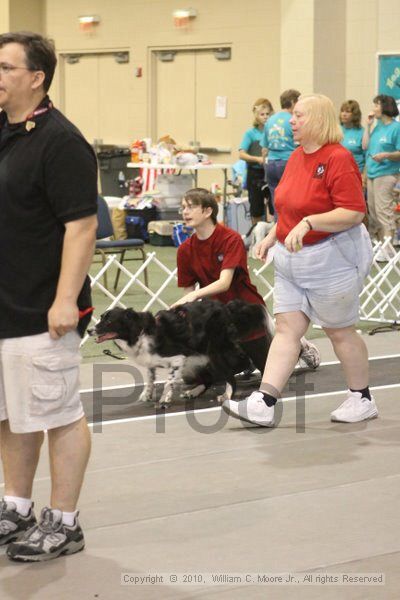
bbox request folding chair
[95,196,148,290]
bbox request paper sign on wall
[215,96,227,118]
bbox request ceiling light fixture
[172,8,197,28]
[78,15,101,32]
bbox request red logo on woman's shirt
[313,163,326,178]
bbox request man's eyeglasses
[178,204,199,214]
[0,63,35,75]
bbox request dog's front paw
[138,388,153,403]
[158,391,174,407]
[217,382,234,404]
[181,384,206,399]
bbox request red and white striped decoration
[140,167,177,192]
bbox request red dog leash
[78,307,94,319]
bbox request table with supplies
[127,161,232,212]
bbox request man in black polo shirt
[0,32,98,562]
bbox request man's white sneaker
[330,391,378,423]
[222,391,275,427]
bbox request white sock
[61,510,78,527]
[4,495,32,516]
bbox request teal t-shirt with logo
[261,111,295,161]
[366,119,400,178]
[239,127,264,169]
[341,126,365,172]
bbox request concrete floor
[0,330,399,599]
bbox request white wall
[346,0,400,121]
[0,0,397,145]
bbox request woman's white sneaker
[222,391,275,427]
[331,391,378,423]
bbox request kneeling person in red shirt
[175,188,319,376]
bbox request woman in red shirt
[223,94,376,427]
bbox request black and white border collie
[89,299,272,406]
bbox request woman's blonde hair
[252,98,274,127]
[296,94,343,145]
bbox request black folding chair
[95,196,148,290]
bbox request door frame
[58,48,130,114]
[148,44,232,143]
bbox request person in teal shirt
[239,98,274,224]
[339,99,366,177]
[260,89,300,218]
[362,94,400,245]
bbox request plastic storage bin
[225,198,252,236]
[156,207,181,221]
[148,220,184,246]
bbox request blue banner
[378,55,400,100]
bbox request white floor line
[1,378,398,491]
[87,382,400,428]
[315,353,400,368]
[80,353,400,394]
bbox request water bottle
[118,171,126,190]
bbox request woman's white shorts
[273,224,373,328]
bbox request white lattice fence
[359,239,400,323]
[253,240,400,326]
[81,252,178,345]
[82,240,400,347]
[252,263,274,305]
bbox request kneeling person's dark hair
[183,188,219,224]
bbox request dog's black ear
[140,312,156,333]
[116,309,130,326]
[99,309,112,322]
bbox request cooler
[148,220,184,246]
